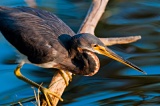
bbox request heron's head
[71,33,146,74]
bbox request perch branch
[78,0,109,34]
[25,0,37,8]
[77,0,141,45]
[42,0,109,106]
[41,0,141,105]
[100,35,141,46]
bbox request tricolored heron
[0,6,146,105]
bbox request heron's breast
[83,51,100,76]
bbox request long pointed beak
[93,45,147,74]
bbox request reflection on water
[0,0,160,105]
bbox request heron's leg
[14,63,63,106]
[58,70,72,86]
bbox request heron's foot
[58,70,72,86]
[14,64,63,106]
[41,87,63,106]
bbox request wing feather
[0,7,74,64]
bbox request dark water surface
[0,0,160,106]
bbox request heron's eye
[93,44,98,47]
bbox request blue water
[0,0,160,106]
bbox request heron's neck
[69,49,100,76]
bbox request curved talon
[66,71,72,81]
[58,70,72,86]
[42,87,63,101]
[41,87,63,106]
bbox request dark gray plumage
[0,6,146,105]
[0,7,74,63]
[0,7,101,75]
[0,6,146,76]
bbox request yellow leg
[58,70,72,86]
[66,71,72,81]
[14,64,63,106]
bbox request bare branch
[24,0,37,8]
[41,0,142,105]
[99,35,141,46]
[77,0,141,46]
[78,0,109,34]
[42,0,109,105]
